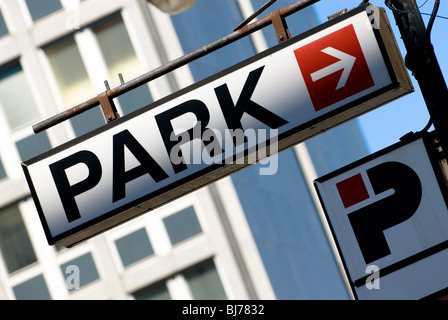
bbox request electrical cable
[234,0,277,31]
[419,0,430,9]
[385,0,448,20]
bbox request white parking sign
[315,133,448,299]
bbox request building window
[60,252,100,291]
[131,259,226,300]
[163,206,202,246]
[0,61,52,162]
[0,204,37,274]
[44,35,103,137]
[115,84,153,116]
[25,0,63,22]
[12,274,51,300]
[92,14,153,115]
[0,159,6,180]
[115,228,154,268]
[184,259,227,300]
[0,61,40,131]
[0,9,9,37]
[132,280,171,300]
[16,131,52,162]
[93,15,141,85]
[44,35,95,107]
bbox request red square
[336,173,370,208]
[294,24,375,111]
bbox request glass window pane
[163,206,202,245]
[184,259,227,300]
[117,84,153,115]
[60,252,99,291]
[45,36,95,107]
[13,274,51,300]
[45,36,104,136]
[0,204,37,273]
[115,228,154,267]
[132,281,171,300]
[0,9,9,37]
[0,62,40,130]
[69,107,105,137]
[16,131,52,161]
[93,15,153,114]
[54,245,65,252]
[0,159,6,180]
[25,0,63,22]
[93,15,142,81]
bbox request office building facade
[0,0,368,299]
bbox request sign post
[23,5,412,247]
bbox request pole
[386,0,448,153]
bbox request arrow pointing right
[310,47,357,90]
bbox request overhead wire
[419,0,430,8]
[385,0,447,20]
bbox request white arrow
[310,47,356,90]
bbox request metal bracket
[99,80,120,123]
[271,10,291,43]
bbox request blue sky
[311,0,448,154]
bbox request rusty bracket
[271,10,291,43]
[99,80,120,123]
